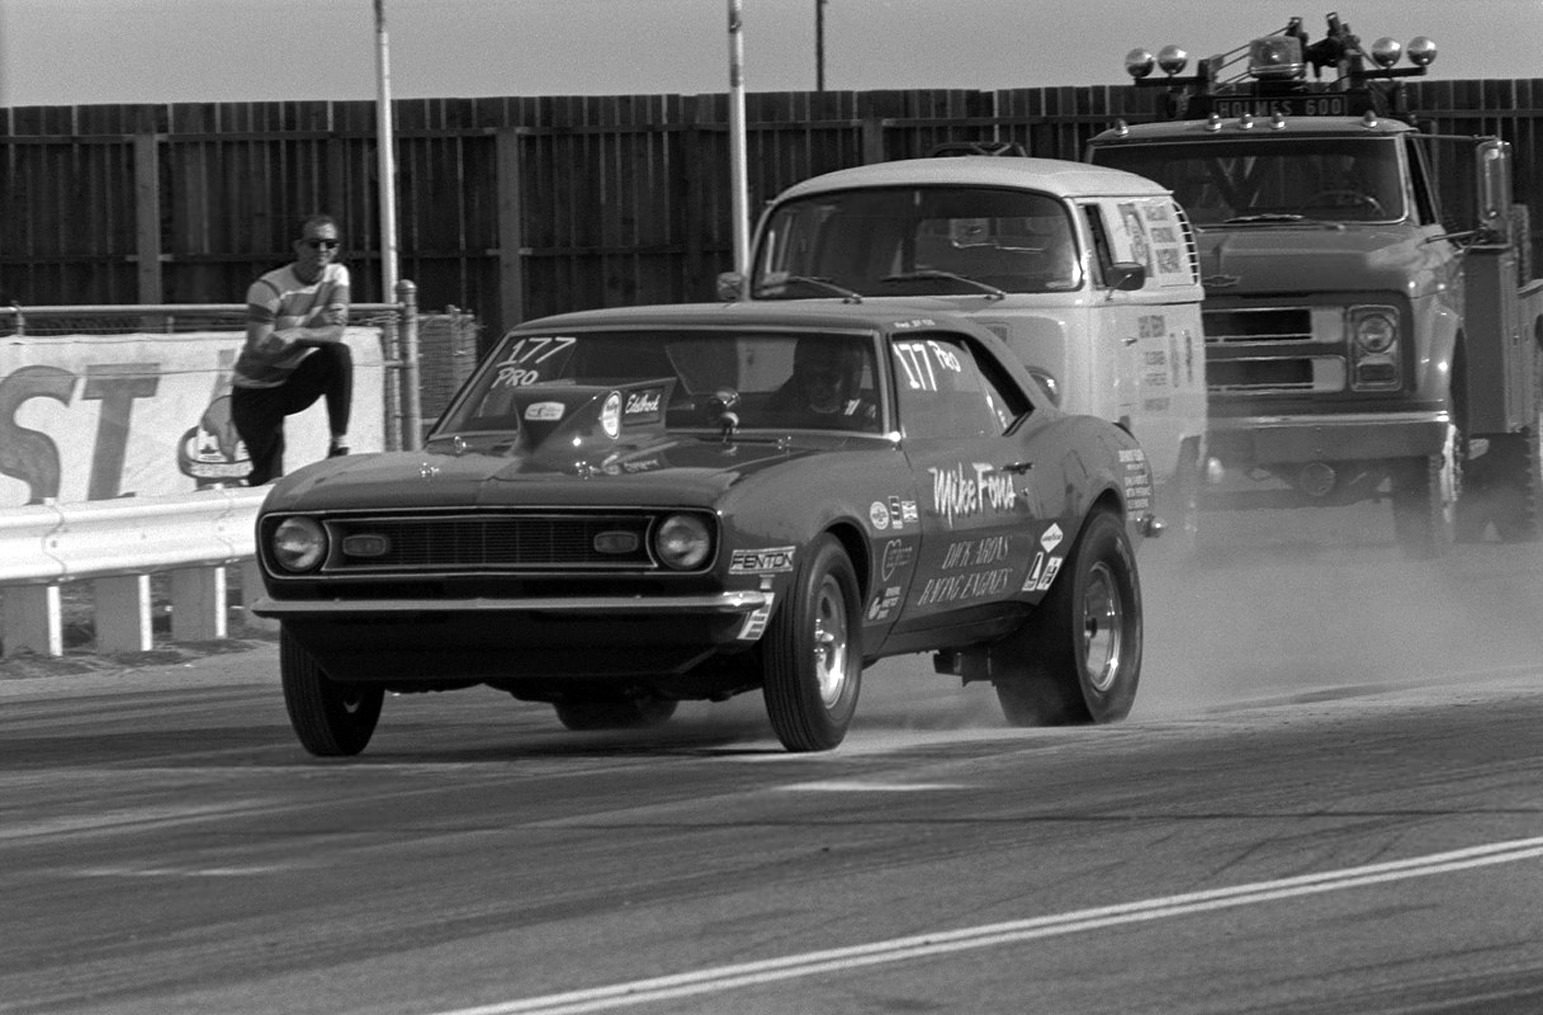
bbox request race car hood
[1196,224,1436,297]
[260,380,834,512]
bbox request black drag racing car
[252,301,1162,755]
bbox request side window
[1082,204,1114,288]
[892,333,1024,440]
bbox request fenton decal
[729,546,797,574]
[930,461,1017,526]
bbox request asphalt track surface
[4,503,1543,1015]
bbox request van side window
[891,333,1027,440]
[1082,204,1114,288]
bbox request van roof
[775,156,1174,202]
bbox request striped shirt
[232,262,351,389]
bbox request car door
[886,328,1048,639]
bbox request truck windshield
[750,186,1081,298]
[1093,137,1405,226]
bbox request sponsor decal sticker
[623,388,663,419]
[600,391,622,438]
[866,585,903,621]
[729,546,797,574]
[880,538,915,581]
[738,593,775,640]
[524,401,565,421]
[1037,555,1063,591]
[1021,550,1046,591]
[870,500,891,530]
[930,461,1017,526]
[1040,523,1063,553]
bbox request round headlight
[272,516,327,573]
[1355,312,1397,355]
[654,513,711,571]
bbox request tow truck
[1087,12,1543,557]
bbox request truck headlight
[272,516,327,573]
[1352,308,1397,354]
[654,513,712,570]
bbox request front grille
[1204,307,1312,343]
[320,512,661,573]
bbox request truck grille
[1204,307,1312,343]
[318,512,663,573]
[1203,304,1347,395]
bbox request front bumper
[1208,411,1449,467]
[254,590,774,682]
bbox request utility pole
[373,0,400,301]
[816,0,828,91]
[727,0,750,286]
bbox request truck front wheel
[1390,428,1459,560]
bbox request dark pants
[231,343,353,486]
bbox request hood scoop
[501,378,676,458]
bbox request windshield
[751,186,1081,298]
[438,329,884,435]
[1093,137,1406,226]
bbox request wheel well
[1093,488,1124,522]
[826,521,870,601]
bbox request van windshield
[1093,137,1406,226]
[750,186,1081,298]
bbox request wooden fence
[4,79,1543,350]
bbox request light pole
[816,0,828,91]
[373,0,399,301]
[727,0,750,287]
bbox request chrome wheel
[1081,561,1125,694]
[812,576,852,708]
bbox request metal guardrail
[0,487,269,660]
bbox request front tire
[280,626,384,756]
[1391,431,1458,560]
[761,535,862,752]
[993,511,1142,726]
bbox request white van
[720,155,1209,544]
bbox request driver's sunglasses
[303,238,340,250]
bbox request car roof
[771,156,1174,201]
[511,299,998,338]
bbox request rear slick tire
[280,626,384,757]
[994,511,1142,726]
[761,535,862,752]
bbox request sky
[1,0,1540,108]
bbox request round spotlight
[1370,37,1402,69]
[1157,45,1189,76]
[1125,48,1156,79]
[1406,36,1438,67]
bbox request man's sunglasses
[302,238,340,250]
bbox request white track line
[427,835,1543,1015]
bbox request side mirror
[716,271,747,302]
[1476,139,1514,242]
[1107,261,1147,291]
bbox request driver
[764,336,878,430]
